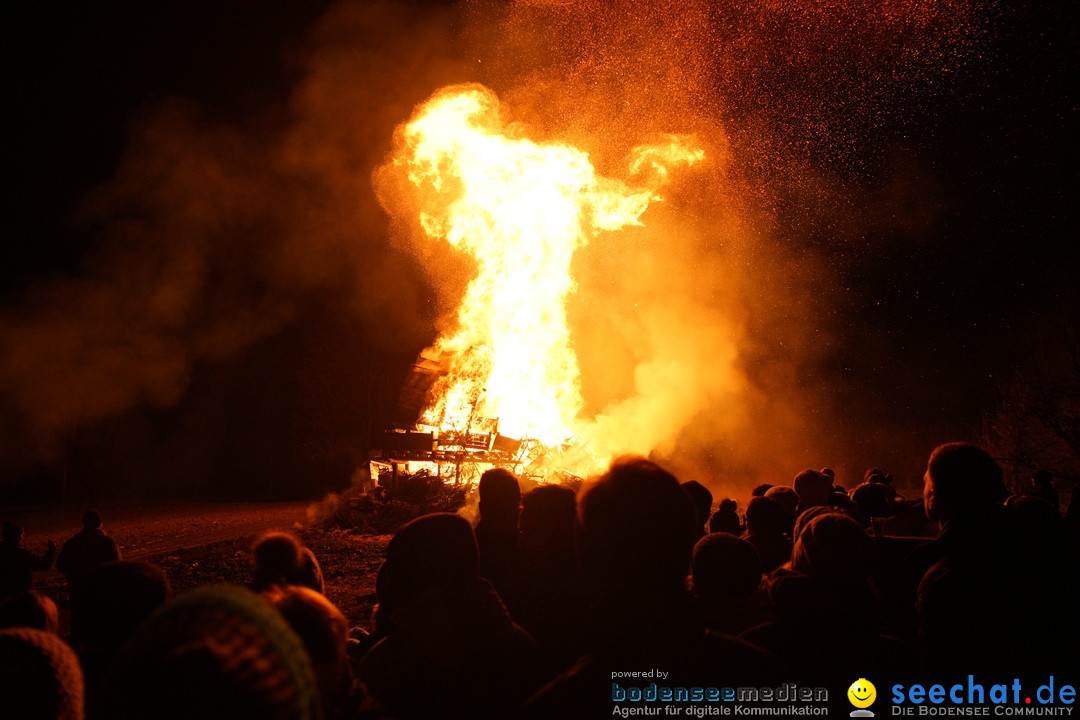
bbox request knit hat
[96,585,321,720]
[0,627,85,720]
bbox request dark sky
[3,1,334,289]
[2,1,1077,501]
[820,0,1080,464]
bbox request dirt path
[4,501,394,631]
[4,501,312,569]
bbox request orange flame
[387,83,702,469]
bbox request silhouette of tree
[981,324,1080,504]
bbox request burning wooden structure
[370,351,528,499]
[369,84,703,498]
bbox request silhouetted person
[742,496,793,572]
[751,483,772,497]
[522,457,773,719]
[0,589,60,634]
[828,483,860,518]
[73,560,172,694]
[507,483,588,674]
[360,513,539,719]
[295,547,325,594]
[690,532,770,635]
[912,442,1010,575]
[764,485,799,520]
[790,505,836,543]
[0,522,56,600]
[473,467,521,600]
[251,531,324,594]
[0,627,84,720]
[915,442,1078,681]
[741,513,913,710]
[850,481,895,527]
[792,469,832,514]
[56,511,120,604]
[708,498,743,535]
[681,480,713,538]
[93,585,321,720]
[867,468,900,498]
[790,513,877,596]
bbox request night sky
[2,0,1077,502]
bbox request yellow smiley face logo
[848,678,877,708]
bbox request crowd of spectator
[1,441,1077,719]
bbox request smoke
[529,0,979,494]
[374,0,983,493]
[0,2,467,479]
[1,0,986,499]
[1,105,284,461]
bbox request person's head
[2,521,24,544]
[96,586,320,720]
[294,548,324,595]
[263,585,349,715]
[751,484,773,498]
[477,468,521,523]
[519,484,577,557]
[75,561,172,651]
[81,511,102,531]
[791,506,837,543]
[691,533,762,601]
[793,470,833,510]
[577,456,696,598]
[764,486,799,517]
[708,499,742,535]
[850,482,893,523]
[0,628,84,720]
[923,442,1008,524]
[252,532,304,592]
[376,513,478,614]
[681,480,713,533]
[744,496,791,536]
[864,468,886,483]
[0,590,60,634]
[263,586,347,669]
[790,512,874,586]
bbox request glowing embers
[385,83,702,471]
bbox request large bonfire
[377,83,703,483]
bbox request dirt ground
[7,502,391,633]
[4,501,314,558]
